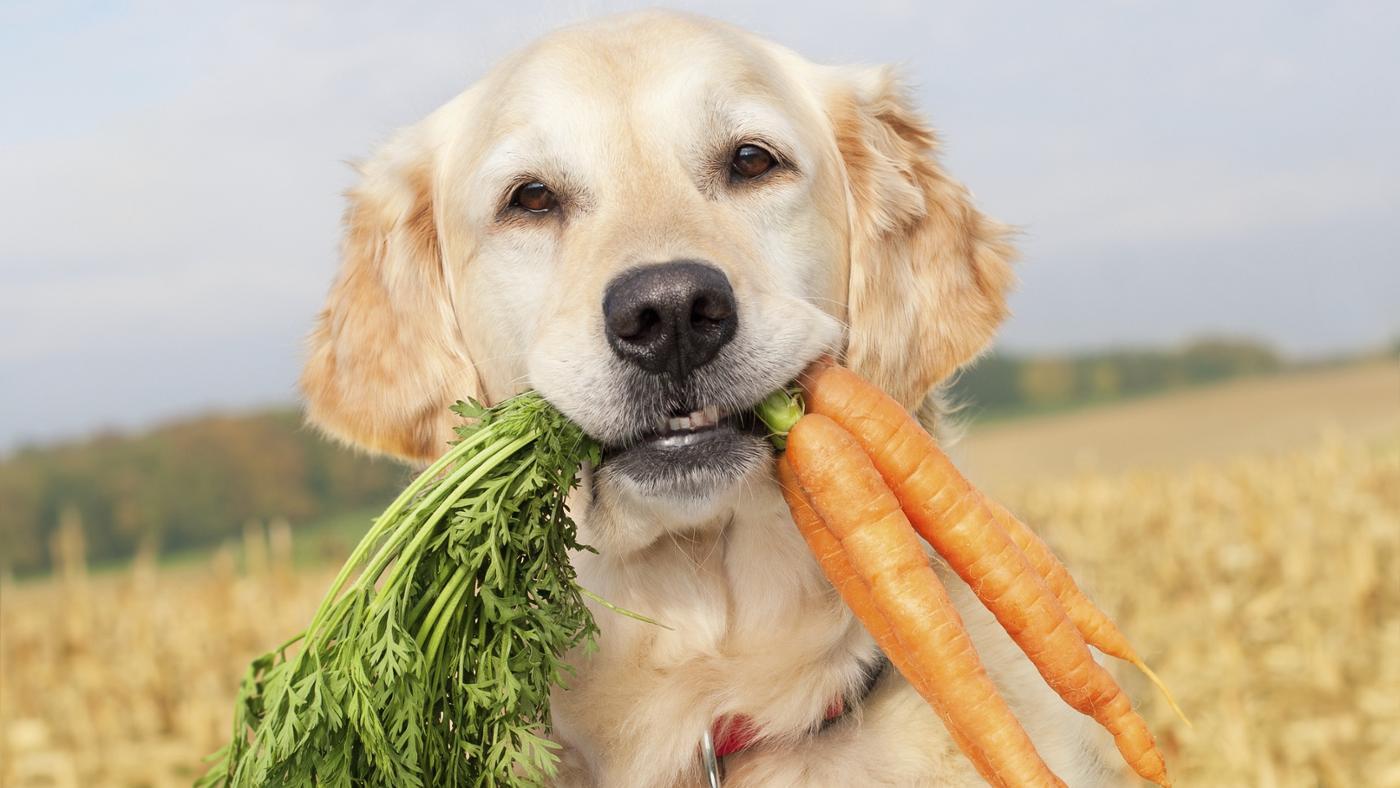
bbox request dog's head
[301,11,1013,526]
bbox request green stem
[373,431,539,602]
[414,564,468,648]
[305,430,527,645]
[307,431,491,630]
[579,588,672,630]
[353,448,489,586]
[755,387,805,449]
[275,632,306,656]
[423,568,473,664]
[406,571,451,627]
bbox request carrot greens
[199,392,600,787]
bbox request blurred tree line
[0,338,1297,575]
[0,410,408,574]
[947,337,1284,418]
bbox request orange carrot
[786,415,1064,787]
[802,364,1170,787]
[777,457,1005,787]
[984,496,1189,724]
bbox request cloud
[2,0,1397,447]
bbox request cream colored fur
[300,10,1122,786]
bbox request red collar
[706,654,888,762]
[710,695,846,759]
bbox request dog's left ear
[829,67,1016,409]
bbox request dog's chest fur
[546,472,1122,787]
[550,473,872,784]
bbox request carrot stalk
[786,415,1065,788]
[801,365,1171,787]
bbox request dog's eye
[511,181,556,213]
[731,144,776,179]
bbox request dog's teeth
[659,407,722,435]
[686,406,720,428]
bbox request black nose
[603,261,738,378]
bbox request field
[955,359,1400,493]
[3,361,1398,786]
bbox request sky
[2,0,1397,450]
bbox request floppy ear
[831,67,1016,410]
[300,128,480,464]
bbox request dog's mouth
[630,404,763,448]
[599,401,771,496]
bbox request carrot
[801,364,1170,787]
[984,496,1189,725]
[786,415,1064,788]
[777,457,1006,787]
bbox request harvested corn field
[3,372,1397,785]
[1,534,334,788]
[1004,431,1400,785]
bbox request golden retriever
[300,10,1122,786]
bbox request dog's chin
[600,409,773,502]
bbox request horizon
[4,335,1385,456]
[3,1,1398,451]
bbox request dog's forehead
[519,13,772,95]
[487,17,797,153]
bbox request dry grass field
[3,362,1397,787]
[955,360,1399,494]
[1,530,336,787]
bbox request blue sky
[2,1,1397,449]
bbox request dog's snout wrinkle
[602,261,737,379]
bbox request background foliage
[0,338,1384,575]
[0,411,406,574]
[948,337,1286,418]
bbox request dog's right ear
[300,127,480,464]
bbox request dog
[299,10,1122,786]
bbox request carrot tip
[1130,657,1192,729]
